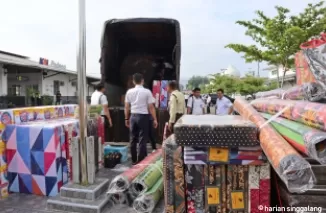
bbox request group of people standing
[91,72,234,165]
[186,87,233,116]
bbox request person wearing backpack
[187,88,205,115]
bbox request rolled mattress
[174,115,259,147]
[234,98,315,193]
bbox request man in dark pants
[149,108,157,152]
[124,73,158,165]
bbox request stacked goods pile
[250,33,326,211]
[162,135,185,213]
[163,115,271,213]
[300,32,326,88]
[250,98,326,210]
[234,99,315,193]
[0,104,104,198]
[258,32,326,103]
[107,150,164,212]
[260,113,326,164]
[255,82,326,102]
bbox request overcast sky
[0,0,321,81]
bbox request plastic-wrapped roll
[129,158,163,197]
[107,149,162,194]
[283,82,326,102]
[133,177,164,213]
[251,99,326,131]
[261,113,326,164]
[255,89,285,99]
[234,98,315,193]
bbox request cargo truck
[100,18,181,142]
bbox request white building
[222,65,241,78]
[264,65,296,89]
[0,50,100,98]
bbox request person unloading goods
[124,73,158,165]
[215,88,233,115]
[167,81,185,132]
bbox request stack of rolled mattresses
[249,98,326,210]
[255,82,326,102]
[163,115,271,213]
[234,98,315,193]
[107,150,164,212]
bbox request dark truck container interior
[100,18,181,106]
[100,18,181,142]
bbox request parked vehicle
[99,18,181,142]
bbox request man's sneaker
[152,149,156,153]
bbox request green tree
[186,76,209,90]
[225,2,326,88]
[206,74,239,95]
[237,75,277,97]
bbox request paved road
[0,148,165,213]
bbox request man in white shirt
[90,83,112,126]
[187,88,205,115]
[215,88,233,115]
[124,73,158,164]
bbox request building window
[53,80,60,95]
[11,85,21,96]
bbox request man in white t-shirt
[187,88,205,115]
[124,73,158,164]
[215,88,233,115]
[91,83,112,127]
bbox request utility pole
[77,0,88,184]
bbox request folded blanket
[184,147,267,165]
[185,164,271,213]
